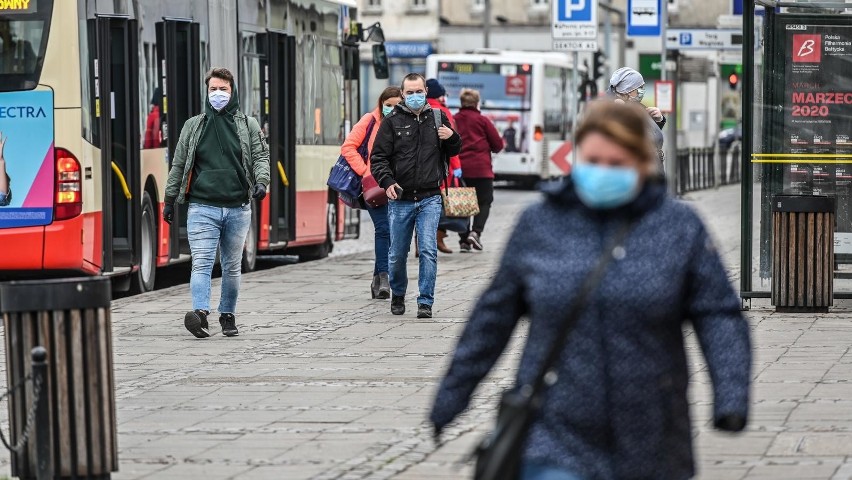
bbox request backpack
[433,108,450,175]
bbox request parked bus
[0,0,371,292]
[426,51,577,187]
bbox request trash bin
[0,277,118,479]
[771,195,835,313]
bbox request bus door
[156,19,202,259]
[95,16,141,274]
[340,44,361,241]
[258,31,296,246]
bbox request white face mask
[209,90,231,110]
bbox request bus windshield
[436,61,533,154]
[0,0,54,91]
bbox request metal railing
[676,143,742,195]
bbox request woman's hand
[646,107,664,122]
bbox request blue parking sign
[557,0,592,22]
[680,33,693,45]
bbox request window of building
[471,0,484,12]
[364,0,382,13]
[410,0,428,11]
[530,0,548,9]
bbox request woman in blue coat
[430,100,751,480]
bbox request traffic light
[728,72,739,90]
[592,50,606,81]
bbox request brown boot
[437,230,453,254]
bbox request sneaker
[467,231,483,251]
[417,304,432,319]
[391,295,405,315]
[219,313,239,337]
[184,310,210,338]
[459,241,472,253]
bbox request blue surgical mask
[382,105,394,117]
[572,163,640,209]
[404,93,426,111]
[208,90,231,111]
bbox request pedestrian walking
[430,100,751,480]
[426,78,463,254]
[163,67,270,338]
[609,67,667,171]
[340,86,403,299]
[370,73,462,319]
[454,88,504,252]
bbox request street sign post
[627,0,662,37]
[666,29,744,50]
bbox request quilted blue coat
[430,178,751,480]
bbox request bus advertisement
[0,0,373,293]
[427,51,577,187]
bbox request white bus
[426,51,577,187]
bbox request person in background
[502,120,518,153]
[371,73,462,319]
[0,132,10,207]
[453,88,503,252]
[609,67,666,171]
[340,86,403,300]
[431,100,751,480]
[163,68,270,339]
[425,78,462,254]
[143,88,163,149]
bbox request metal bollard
[31,347,52,480]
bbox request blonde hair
[460,89,480,108]
[575,100,657,174]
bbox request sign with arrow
[666,29,743,50]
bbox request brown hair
[400,73,427,90]
[575,100,656,173]
[377,86,403,111]
[460,89,480,108]
[205,67,235,88]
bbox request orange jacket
[341,109,382,177]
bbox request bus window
[0,0,54,92]
[321,42,343,145]
[543,66,568,137]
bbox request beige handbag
[441,178,480,218]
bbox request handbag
[473,220,637,480]
[328,117,377,208]
[442,177,480,218]
[362,174,388,209]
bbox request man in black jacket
[371,73,462,319]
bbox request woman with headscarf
[609,67,666,172]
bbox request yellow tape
[111,162,132,200]
[277,161,290,187]
[751,153,852,164]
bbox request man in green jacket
[163,68,270,338]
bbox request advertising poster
[0,90,54,228]
[783,22,852,249]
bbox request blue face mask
[382,105,394,117]
[404,93,426,111]
[208,90,231,111]
[572,163,640,209]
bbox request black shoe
[391,295,405,315]
[184,310,210,338]
[467,231,483,251]
[417,304,432,319]
[377,272,391,299]
[459,241,472,253]
[220,313,239,337]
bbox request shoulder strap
[362,117,377,147]
[528,220,637,396]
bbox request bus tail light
[55,148,82,220]
[534,125,544,142]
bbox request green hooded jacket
[164,88,270,206]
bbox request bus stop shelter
[741,0,852,305]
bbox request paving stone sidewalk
[1,185,852,479]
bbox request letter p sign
[558,0,592,21]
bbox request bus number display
[0,0,36,13]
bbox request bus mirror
[372,44,389,80]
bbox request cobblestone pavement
[2,184,852,479]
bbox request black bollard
[31,347,52,480]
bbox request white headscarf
[609,67,645,95]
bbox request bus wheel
[242,202,258,273]
[131,192,157,293]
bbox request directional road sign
[552,0,598,40]
[627,0,662,37]
[665,29,744,50]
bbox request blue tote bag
[328,118,376,208]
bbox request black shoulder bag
[473,220,636,480]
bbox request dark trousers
[461,177,493,236]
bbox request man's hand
[647,107,664,122]
[252,183,267,200]
[386,183,402,200]
[437,126,454,140]
[163,204,175,225]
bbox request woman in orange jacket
[340,86,403,299]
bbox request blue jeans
[388,195,442,306]
[187,202,252,314]
[367,203,390,275]
[0,191,8,207]
[521,463,584,480]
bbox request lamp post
[483,0,491,48]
